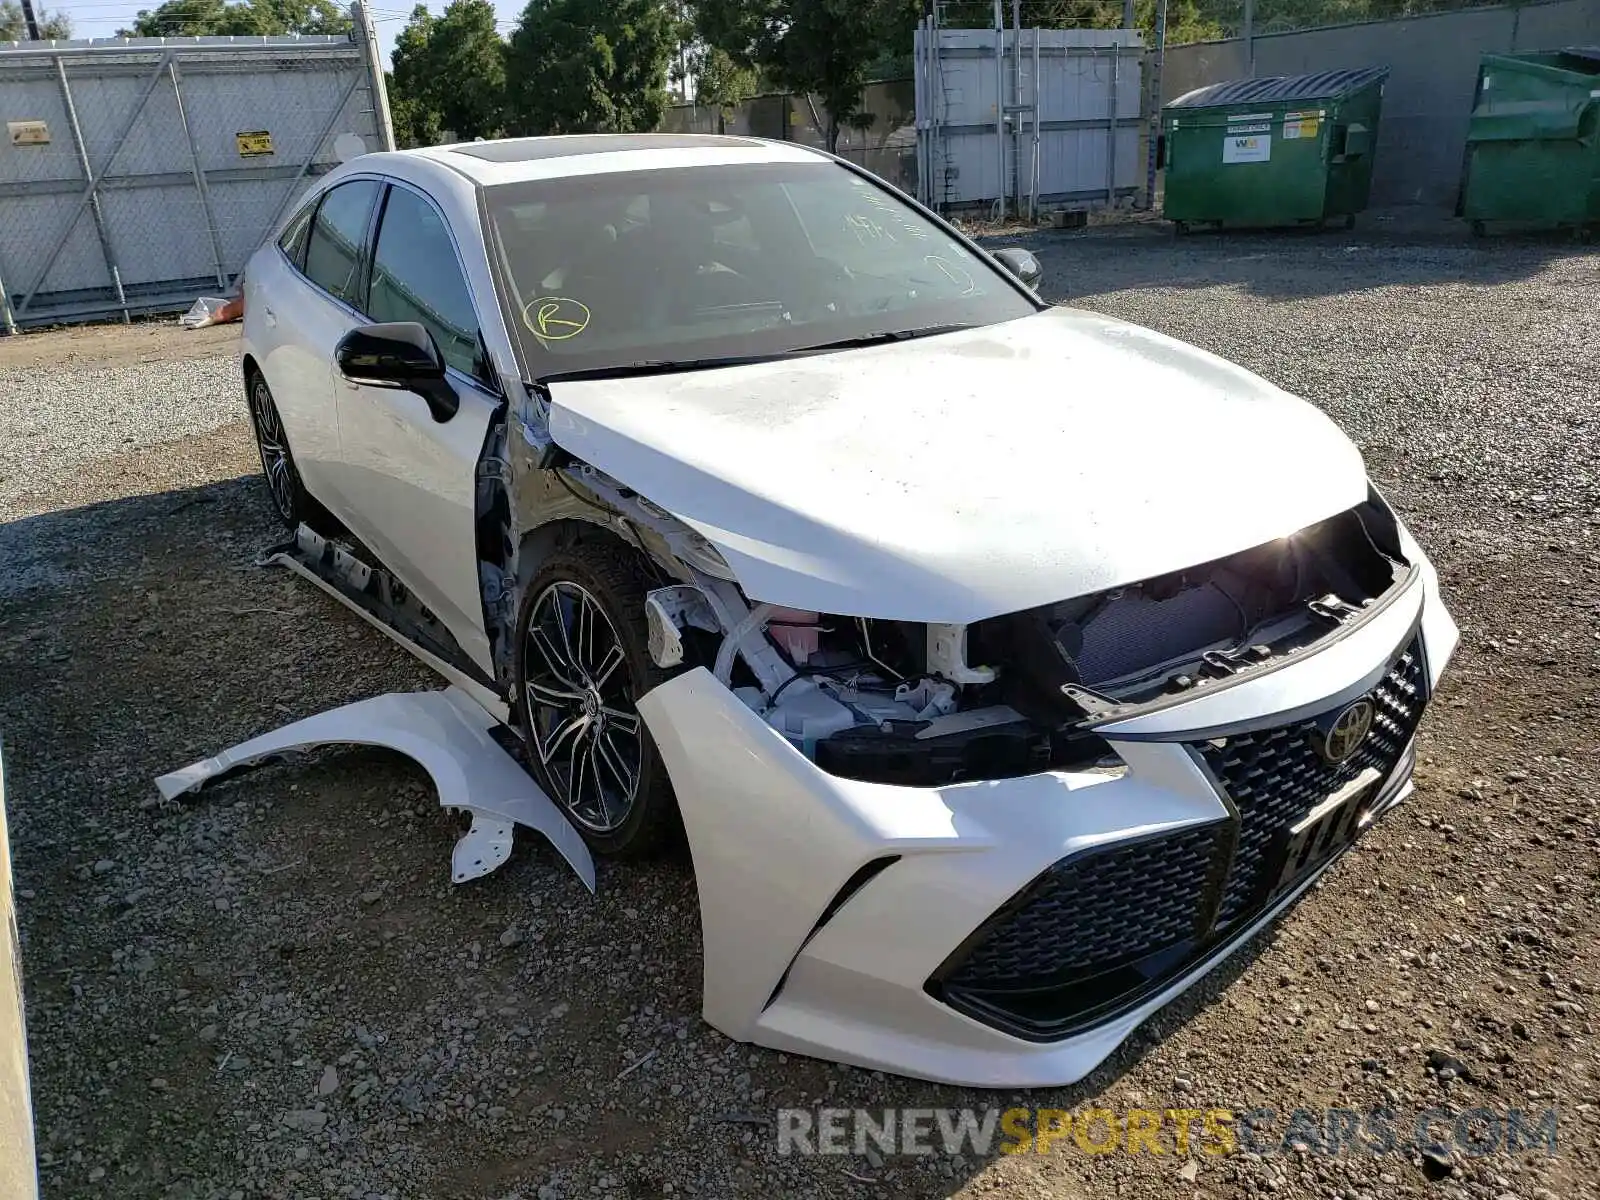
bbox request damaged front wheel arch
[510,540,685,859]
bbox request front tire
[512,545,680,858]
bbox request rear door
[259,178,383,514]
[332,180,502,674]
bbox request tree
[941,0,1221,43]
[389,0,506,145]
[506,0,675,135]
[117,0,349,37]
[691,0,919,152]
[691,44,756,109]
[1,1,71,38]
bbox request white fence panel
[0,11,392,330]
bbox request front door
[332,181,501,675]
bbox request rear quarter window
[277,202,315,271]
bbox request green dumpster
[1459,48,1600,233]
[1162,67,1389,231]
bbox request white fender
[154,688,595,891]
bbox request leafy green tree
[693,45,757,109]
[1140,0,1224,43]
[117,0,349,37]
[506,0,676,135]
[0,1,71,38]
[691,0,920,152]
[941,0,1220,43]
[389,0,506,145]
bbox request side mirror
[335,322,458,423]
[992,246,1042,291]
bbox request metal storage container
[1161,67,1389,232]
[1459,48,1600,234]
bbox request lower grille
[1199,637,1427,924]
[939,823,1223,1004]
[930,633,1429,1041]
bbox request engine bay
[715,496,1412,786]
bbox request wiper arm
[538,354,788,385]
[787,324,977,353]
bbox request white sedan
[239,133,1457,1087]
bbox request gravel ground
[1,222,1596,1200]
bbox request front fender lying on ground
[155,688,595,891]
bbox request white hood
[546,307,1369,624]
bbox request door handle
[262,305,277,328]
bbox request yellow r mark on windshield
[523,295,591,341]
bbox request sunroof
[449,134,766,163]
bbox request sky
[43,1,526,65]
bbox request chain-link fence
[0,6,392,331]
[660,82,921,195]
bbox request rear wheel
[246,371,318,528]
[512,545,680,858]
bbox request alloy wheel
[250,378,295,521]
[522,581,644,833]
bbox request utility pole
[18,0,42,39]
[1011,0,1021,217]
[993,0,1004,221]
[1143,0,1166,209]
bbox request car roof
[398,133,831,188]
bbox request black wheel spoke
[595,726,640,797]
[554,586,582,674]
[565,735,597,816]
[528,623,586,692]
[534,707,588,766]
[572,588,598,677]
[591,643,626,692]
[600,706,640,735]
[526,678,585,707]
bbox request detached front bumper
[637,547,1457,1089]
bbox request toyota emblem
[1317,699,1375,764]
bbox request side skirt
[262,524,508,723]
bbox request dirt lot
[1,223,1597,1200]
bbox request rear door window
[302,180,381,307]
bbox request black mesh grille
[930,634,1428,1041]
[946,823,1223,990]
[1200,637,1427,924]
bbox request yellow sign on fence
[7,120,50,147]
[236,130,274,157]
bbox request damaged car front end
[522,315,1457,1088]
[623,500,1452,1087]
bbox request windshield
[483,161,1038,377]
